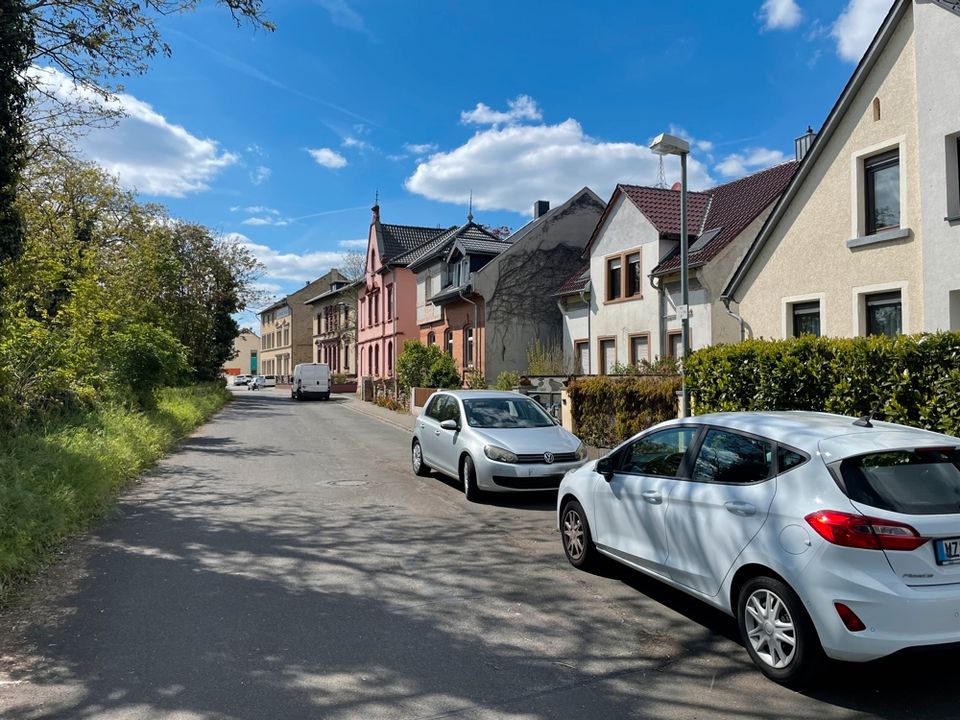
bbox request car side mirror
[596,457,614,481]
[440,419,459,431]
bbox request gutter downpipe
[459,282,480,375]
[579,280,592,374]
[721,295,746,342]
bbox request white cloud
[760,0,802,30]
[716,147,787,177]
[234,206,280,215]
[338,238,368,248]
[404,142,438,155]
[342,136,375,151]
[460,95,543,126]
[242,216,289,226]
[405,118,713,215]
[317,0,376,40]
[251,165,271,185]
[832,0,889,62]
[307,147,348,169]
[226,232,349,283]
[27,66,237,198]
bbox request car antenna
[853,402,880,428]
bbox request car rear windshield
[463,398,554,428]
[837,448,960,515]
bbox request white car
[557,411,960,684]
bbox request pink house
[357,204,448,378]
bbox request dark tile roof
[553,262,591,297]
[620,185,713,238]
[380,223,447,262]
[403,222,507,270]
[452,230,513,256]
[653,161,798,275]
[392,226,459,268]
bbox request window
[791,301,821,337]
[692,429,774,484]
[667,331,684,359]
[367,346,373,375]
[606,257,622,300]
[374,344,380,375]
[618,427,698,477]
[386,284,394,320]
[629,334,649,366]
[627,253,642,297]
[865,291,902,337]
[283,327,290,346]
[445,329,454,356]
[373,292,379,324]
[865,150,900,235]
[427,331,436,346]
[838,448,960,515]
[599,338,616,374]
[425,395,446,421]
[386,341,393,376]
[464,327,474,365]
[574,340,589,374]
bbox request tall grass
[0,383,230,604]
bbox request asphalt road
[0,388,956,719]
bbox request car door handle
[725,501,756,517]
[641,490,662,504]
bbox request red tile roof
[619,185,713,238]
[553,262,591,297]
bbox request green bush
[396,340,461,389]
[464,367,487,389]
[494,371,519,391]
[685,332,960,436]
[568,375,682,448]
[526,339,568,375]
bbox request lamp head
[649,133,690,156]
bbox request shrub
[568,374,682,448]
[684,333,960,436]
[526,339,568,375]
[494,371,519,391]
[464,367,487,389]
[396,340,460,390]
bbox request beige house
[723,0,960,338]
[304,279,360,375]
[258,269,349,378]
[221,329,260,376]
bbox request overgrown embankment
[0,383,230,604]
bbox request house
[357,204,448,379]
[221,329,260,376]
[558,165,795,374]
[258,268,349,378]
[403,218,512,378]
[304,278,361,375]
[722,0,960,338]
[473,189,605,380]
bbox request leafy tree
[0,0,33,269]
[107,322,189,405]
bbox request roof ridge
[709,159,798,191]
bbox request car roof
[668,411,958,455]
[438,390,535,400]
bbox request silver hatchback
[411,390,587,501]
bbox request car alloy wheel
[411,440,430,477]
[462,455,481,502]
[737,576,821,685]
[560,500,598,570]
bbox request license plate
[934,537,960,566]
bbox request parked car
[248,375,277,390]
[558,411,960,683]
[292,363,330,401]
[411,390,587,501]
[233,374,250,386]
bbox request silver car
[411,390,587,501]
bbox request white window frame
[851,281,908,337]
[781,293,826,339]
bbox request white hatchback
[557,411,960,684]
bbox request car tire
[560,499,599,571]
[461,455,481,502]
[737,576,823,685]
[411,440,431,477]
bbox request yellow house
[723,0,960,339]
[221,329,260,376]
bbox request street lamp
[649,132,691,417]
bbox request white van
[292,363,330,401]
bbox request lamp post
[649,132,691,417]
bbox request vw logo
[543,452,554,464]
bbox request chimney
[795,126,816,162]
[534,200,550,218]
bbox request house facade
[357,205,447,379]
[723,0,960,338]
[259,269,348,378]
[304,279,360,375]
[560,166,794,374]
[221,329,260,376]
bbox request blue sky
[50,0,892,329]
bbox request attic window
[873,97,881,122]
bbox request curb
[337,398,413,433]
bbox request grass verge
[0,382,230,605]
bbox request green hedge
[685,333,960,436]
[568,375,682,448]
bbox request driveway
[0,387,954,719]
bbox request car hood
[470,426,580,455]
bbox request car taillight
[804,510,928,551]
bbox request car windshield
[463,398,555,429]
[838,447,960,515]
